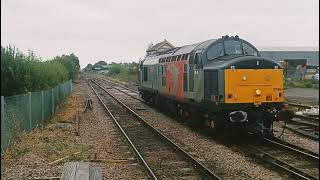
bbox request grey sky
[1,0,319,68]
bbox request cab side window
[143,67,148,81]
[194,53,202,69]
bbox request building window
[143,67,148,81]
[162,65,166,86]
[183,64,188,91]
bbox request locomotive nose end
[229,111,248,123]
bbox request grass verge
[1,93,92,177]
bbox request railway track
[96,78,143,102]
[98,77,320,140]
[284,101,319,140]
[286,115,319,141]
[98,77,139,93]
[238,136,319,180]
[286,102,314,110]
[98,78,320,140]
[96,76,319,179]
[88,79,221,179]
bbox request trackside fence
[1,80,73,153]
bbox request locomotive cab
[201,36,292,134]
[139,35,293,136]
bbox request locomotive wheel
[209,120,216,129]
[209,117,225,134]
[187,111,203,128]
[176,106,185,122]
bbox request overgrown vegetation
[106,62,139,83]
[83,61,139,83]
[1,93,92,172]
[285,79,319,89]
[1,45,80,96]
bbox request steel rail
[285,125,319,141]
[263,137,319,160]
[290,118,319,128]
[286,102,315,109]
[96,78,144,102]
[87,81,158,180]
[294,114,319,122]
[92,79,221,179]
[241,145,318,180]
[98,77,139,93]
[96,77,319,179]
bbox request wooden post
[70,80,73,92]
[74,113,79,136]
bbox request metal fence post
[28,92,32,131]
[51,88,54,115]
[1,96,5,152]
[70,80,72,93]
[41,91,44,126]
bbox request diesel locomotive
[138,35,293,135]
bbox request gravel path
[102,84,288,180]
[78,77,149,179]
[285,88,319,106]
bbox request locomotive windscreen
[206,39,258,60]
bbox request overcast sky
[1,0,319,68]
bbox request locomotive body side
[139,36,293,135]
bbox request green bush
[1,45,80,96]
[108,64,121,75]
[105,63,138,83]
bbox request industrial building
[259,47,319,66]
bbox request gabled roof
[146,39,175,52]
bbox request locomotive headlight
[256,89,262,95]
[242,76,247,81]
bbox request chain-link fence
[1,80,72,152]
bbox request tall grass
[1,45,80,96]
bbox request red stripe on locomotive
[165,60,186,100]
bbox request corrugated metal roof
[171,43,201,55]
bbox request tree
[1,45,74,96]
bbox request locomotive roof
[143,38,218,64]
[146,39,217,57]
[142,35,260,65]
